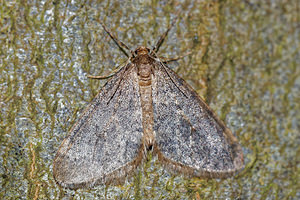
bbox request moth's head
[134,46,150,56]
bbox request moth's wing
[152,62,244,178]
[53,64,144,189]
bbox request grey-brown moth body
[53,19,244,190]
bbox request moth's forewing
[53,65,145,189]
[152,62,244,178]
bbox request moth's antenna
[100,21,132,58]
[152,14,179,54]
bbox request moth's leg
[151,51,189,98]
[87,74,115,79]
[87,59,129,80]
[152,15,178,54]
[87,59,134,105]
[106,63,135,105]
[99,21,133,57]
[162,51,192,64]
[87,58,132,103]
[160,62,189,98]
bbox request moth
[53,17,244,189]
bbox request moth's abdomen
[138,63,155,149]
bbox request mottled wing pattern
[152,62,244,178]
[53,64,144,189]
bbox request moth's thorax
[134,54,154,86]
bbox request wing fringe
[53,144,145,189]
[154,143,243,179]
